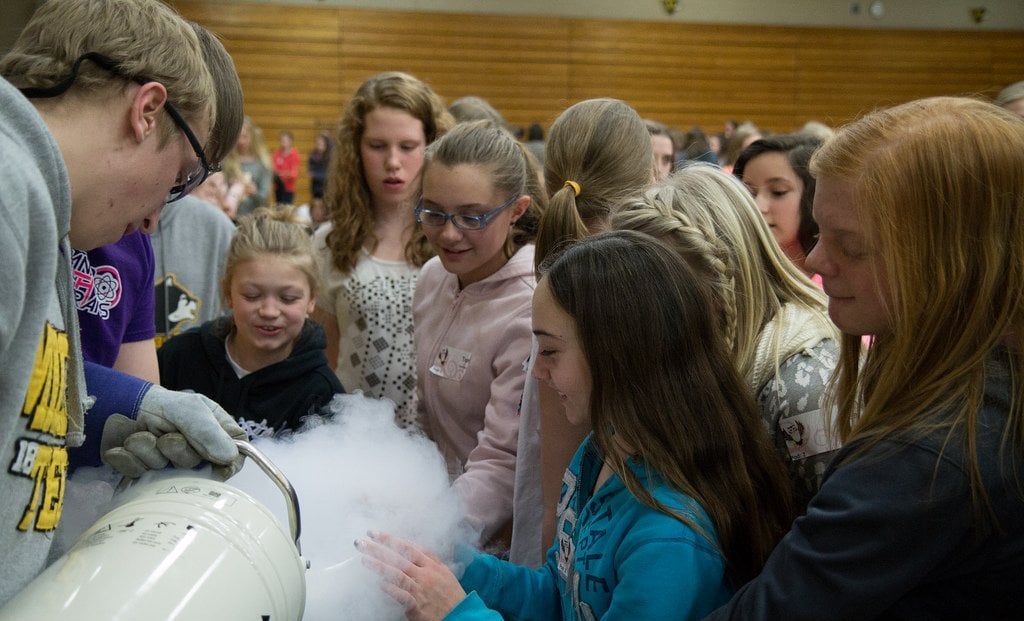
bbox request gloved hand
[101,386,248,480]
[101,414,167,478]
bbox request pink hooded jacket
[414,244,535,544]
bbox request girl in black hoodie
[159,207,344,438]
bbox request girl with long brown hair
[312,72,453,428]
[709,96,1024,619]
[356,231,794,620]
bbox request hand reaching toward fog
[356,531,467,621]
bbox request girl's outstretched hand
[356,531,467,621]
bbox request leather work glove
[101,414,166,478]
[101,386,248,480]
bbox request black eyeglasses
[415,195,518,231]
[161,99,215,203]
[19,52,218,203]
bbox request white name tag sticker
[429,346,473,382]
[779,409,837,460]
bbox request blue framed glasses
[415,195,518,231]
[19,52,218,204]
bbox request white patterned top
[315,226,420,428]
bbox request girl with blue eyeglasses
[413,120,546,550]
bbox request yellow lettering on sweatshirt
[14,322,70,531]
[21,322,69,437]
[15,442,67,532]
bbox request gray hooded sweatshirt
[0,76,88,605]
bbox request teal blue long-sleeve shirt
[449,436,732,620]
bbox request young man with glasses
[73,25,246,410]
[0,0,246,605]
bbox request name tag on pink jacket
[429,346,473,382]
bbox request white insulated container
[0,441,306,620]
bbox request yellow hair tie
[563,180,581,196]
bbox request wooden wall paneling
[334,8,573,129]
[566,19,809,131]
[175,1,344,203]
[171,1,1024,206]
[991,36,1024,92]
[793,29,1009,127]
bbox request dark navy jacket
[707,349,1024,620]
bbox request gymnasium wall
[170,0,1024,205]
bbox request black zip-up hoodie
[158,316,344,437]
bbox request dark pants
[273,175,294,205]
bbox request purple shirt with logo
[73,231,156,368]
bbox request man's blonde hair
[1,0,215,144]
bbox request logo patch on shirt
[155,274,200,348]
[428,346,472,382]
[72,250,122,319]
